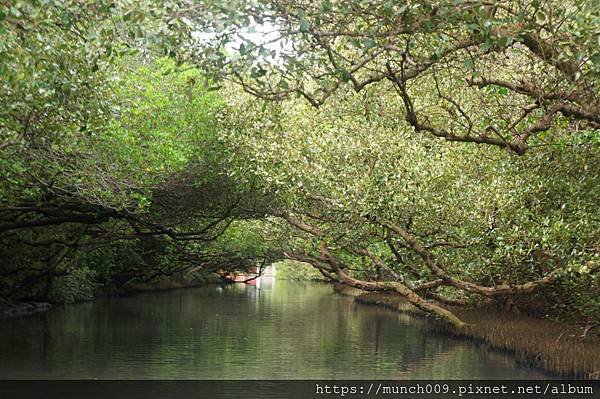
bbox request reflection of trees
[0,282,544,379]
[354,305,449,373]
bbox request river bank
[1,274,226,319]
[95,278,210,297]
[0,299,51,318]
[333,283,600,379]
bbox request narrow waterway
[0,281,550,379]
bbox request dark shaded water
[0,281,549,379]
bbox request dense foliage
[1,1,598,327]
[197,0,600,326]
[0,1,278,301]
[275,260,327,281]
[221,86,598,325]
[194,0,600,153]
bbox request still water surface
[0,281,549,379]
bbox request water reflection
[0,281,549,379]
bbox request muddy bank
[96,274,225,296]
[332,284,367,297]
[97,279,203,297]
[0,300,51,319]
[1,280,204,319]
[2,275,226,319]
[333,283,600,379]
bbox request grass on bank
[333,283,600,379]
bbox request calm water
[0,281,549,379]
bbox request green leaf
[481,40,492,52]
[496,36,511,48]
[364,38,376,49]
[10,6,22,18]
[536,11,547,24]
[259,47,270,57]
[299,20,310,33]
[340,69,351,82]
[383,0,394,17]
[321,0,332,12]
